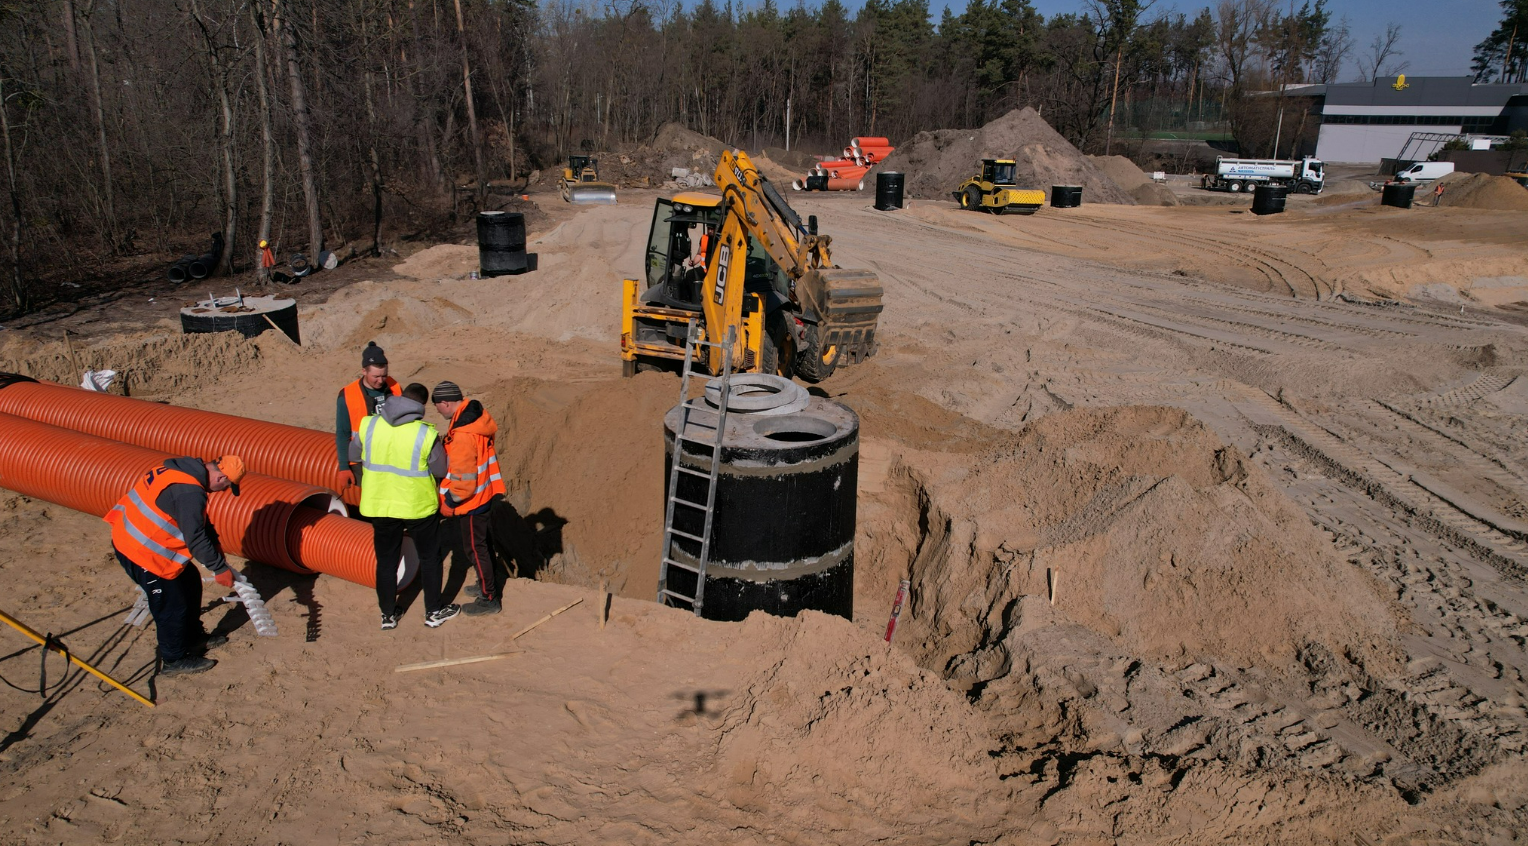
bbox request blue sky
[981,0,1504,78]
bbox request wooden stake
[511,597,584,641]
[598,580,608,630]
[1049,568,1058,606]
[395,651,520,673]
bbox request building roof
[1323,76,1528,109]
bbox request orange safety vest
[696,231,711,268]
[105,466,203,580]
[342,377,400,437]
[439,402,506,516]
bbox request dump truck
[620,150,884,382]
[954,159,1046,214]
[1204,156,1325,194]
[559,155,618,205]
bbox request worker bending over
[106,456,246,676]
[432,381,507,616]
[335,341,400,490]
[352,382,458,630]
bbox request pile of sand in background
[879,108,1136,204]
[574,123,731,188]
[1438,171,1528,210]
[1090,154,1151,191]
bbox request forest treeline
[0,0,1390,312]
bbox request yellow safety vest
[358,416,440,519]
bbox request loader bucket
[797,267,884,366]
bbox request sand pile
[484,373,675,597]
[0,330,265,396]
[1131,182,1180,206]
[1090,154,1151,190]
[1314,179,1378,206]
[879,108,1135,204]
[870,405,1396,676]
[711,611,1009,837]
[584,123,730,188]
[1438,172,1528,210]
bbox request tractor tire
[759,330,781,377]
[790,323,840,383]
[963,186,983,212]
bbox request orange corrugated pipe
[0,374,355,504]
[0,411,395,587]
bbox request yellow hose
[0,607,155,708]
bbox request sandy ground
[2,187,1528,844]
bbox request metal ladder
[656,321,736,616]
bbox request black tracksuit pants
[116,549,203,663]
[373,513,443,617]
[448,506,498,602]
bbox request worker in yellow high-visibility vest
[350,382,457,630]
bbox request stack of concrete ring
[663,374,859,622]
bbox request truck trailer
[1203,156,1325,194]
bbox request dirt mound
[0,330,266,397]
[712,611,1008,837]
[879,108,1135,204]
[392,243,478,281]
[761,146,817,170]
[861,405,1397,675]
[1130,182,1180,206]
[1091,154,1151,191]
[651,122,726,157]
[483,372,676,597]
[1314,179,1378,206]
[1439,172,1528,210]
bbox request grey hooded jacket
[155,456,230,575]
[348,395,448,479]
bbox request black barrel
[477,211,529,276]
[874,172,905,210]
[1051,185,1082,208]
[663,396,857,622]
[1252,184,1287,215]
[1381,182,1416,209]
[806,173,829,191]
[180,294,300,344]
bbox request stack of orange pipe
[0,376,352,501]
[791,136,895,192]
[0,376,394,589]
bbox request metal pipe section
[0,411,409,587]
[0,375,350,501]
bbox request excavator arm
[698,151,884,378]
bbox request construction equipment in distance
[620,150,884,383]
[559,155,618,205]
[955,159,1045,214]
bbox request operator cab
[567,155,598,181]
[983,159,1018,186]
[640,192,789,312]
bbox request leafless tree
[1359,23,1409,82]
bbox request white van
[1394,162,1455,182]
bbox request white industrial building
[1310,77,1528,164]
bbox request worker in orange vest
[432,381,508,615]
[106,455,246,676]
[335,341,400,490]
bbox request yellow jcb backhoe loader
[955,159,1045,214]
[559,155,618,205]
[620,150,883,382]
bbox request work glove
[214,569,235,589]
[337,469,356,488]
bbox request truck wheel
[963,186,983,212]
[1228,181,1244,193]
[1295,183,1313,194]
[791,324,839,383]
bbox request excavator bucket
[797,267,884,366]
